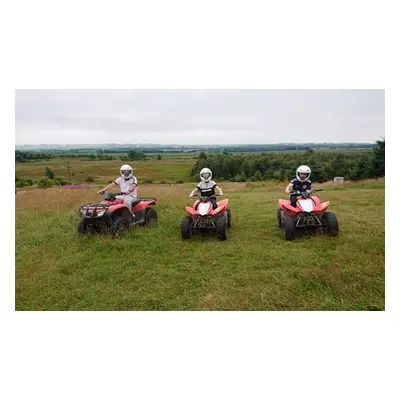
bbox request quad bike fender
[217,199,229,208]
[311,196,321,207]
[210,205,225,215]
[108,202,129,213]
[132,199,156,213]
[186,206,199,216]
[278,199,289,209]
[210,199,228,215]
[313,200,330,213]
[281,203,299,216]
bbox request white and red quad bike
[277,189,339,241]
[181,195,232,241]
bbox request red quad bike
[78,191,157,236]
[277,189,339,241]
[181,195,232,241]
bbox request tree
[331,153,346,176]
[127,151,146,161]
[157,154,162,160]
[350,153,373,180]
[44,167,55,179]
[372,138,385,177]
[253,171,263,181]
[199,152,207,160]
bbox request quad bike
[181,195,231,240]
[78,191,157,236]
[277,189,339,241]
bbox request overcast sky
[15,89,384,145]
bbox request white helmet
[296,165,311,182]
[200,168,212,182]
[120,164,133,179]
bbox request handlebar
[99,191,127,196]
[191,194,218,199]
[288,189,323,196]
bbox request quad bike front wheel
[111,216,130,236]
[78,220,87,234]
[181,216,193,239]
[277,208,283,228]
[216,216,228,241]
[322,212,339,236]
[226,208,232,228]
[145,208,158,225]
[282,216,296,241]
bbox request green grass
[15,180,385,311]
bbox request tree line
[191,139,385,182]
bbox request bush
[86,176,95,183]
[176,179,185,184]
[160,180,167,184]
[38,178,53,188]
[15,179,35,188]
[142,179,153,184]
[232,172,247,182]
[157,154,162,160]
[53,178,69,186]
[44,167,55,179]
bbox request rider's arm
[98,181,118,194]
[127,183,137,194]
[284,182,293,193]
[215,185,223,196]
[189,188,200,197]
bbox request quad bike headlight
[96,210,105,217]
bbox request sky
[15,89,385,145]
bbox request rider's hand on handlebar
[97,190,105,195]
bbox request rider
[285,165,312,207]
[189,168,223,209]
[97,164,138,212]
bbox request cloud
[15,89,385,144]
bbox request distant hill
[15,142,375,153]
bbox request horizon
[15,140,378,147]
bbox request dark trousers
[290,194,298,208]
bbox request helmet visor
[121,169,132,177]
[201,172,211,180]
[299,172,309,180]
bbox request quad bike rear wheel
[111,216,130,236]
[216,216,228,241]
[322,212,339,236]
[277,208,283,228]
[282,216,296,241]
[181,216,193,239]
[145,208,158,225]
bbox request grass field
[15,148,372,184]
[15,179,385,311]
[15,156,195,184]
